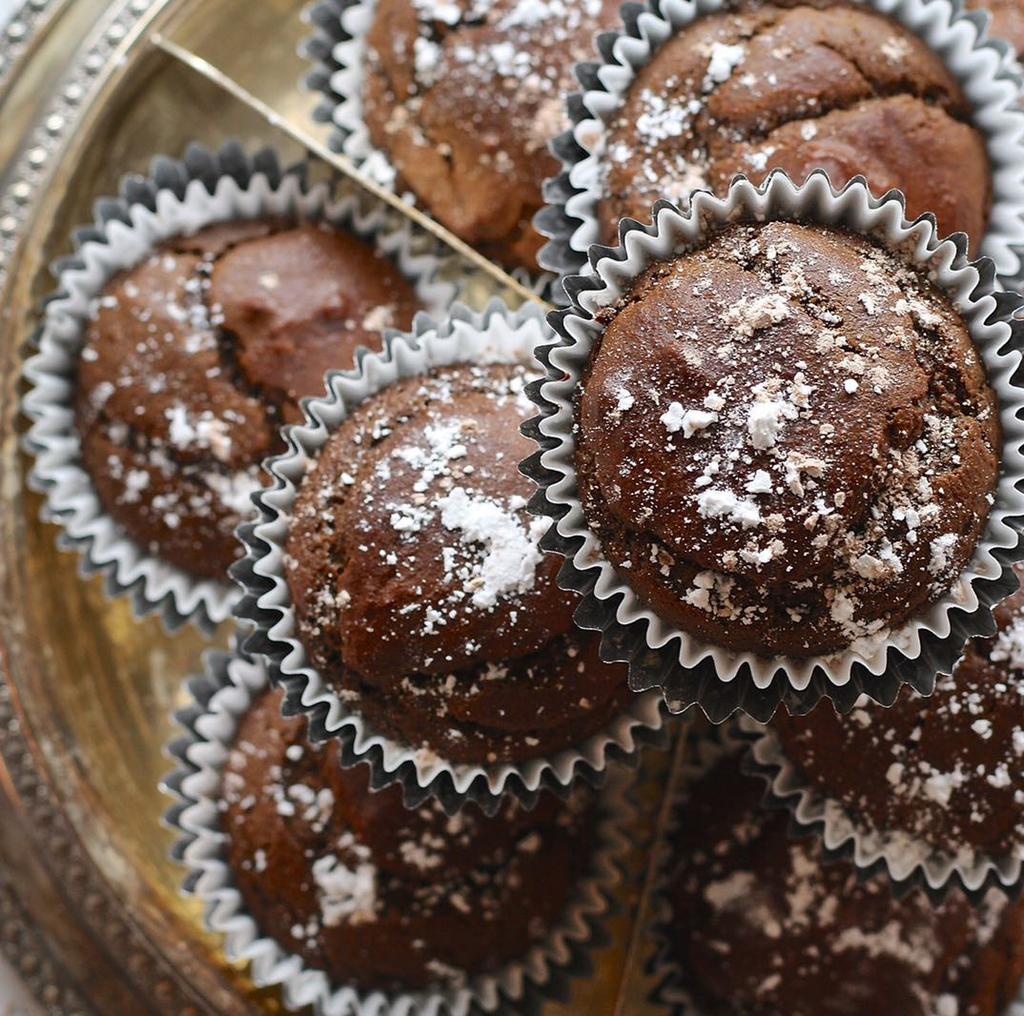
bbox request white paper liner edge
[22,154,458,630]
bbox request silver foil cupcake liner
[737,712,1024,902]
[22,141,457,633]
[232,299,666,813]
[162,648,636,1016]
[298,0,558,297]
[521,171,1024,722]
[537,0,1024,290]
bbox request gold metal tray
[0,1,683,1011]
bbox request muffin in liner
[232,299,665,812]
[737,707,1024,901]
[22,141,457,633]
[299,0,569,294]
[536,0,1024,289]
[521,171,1024,722]
[162,648,636,1016]
[646,726,1024,1013]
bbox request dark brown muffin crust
[341,631,632,765]
[288,360,577,680]
[575,221,1000,658]
[599,1,991,255]
[363,0,621,271]
[665,754,1024,1016]
[75,221,421,580]
[772,565,1024,863]
[288,363,573,679]
[287,362,630,761]
[968,0,1024,54]
[223,690,595,991]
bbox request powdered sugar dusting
[579,220,998,661]
[312,844,378,927]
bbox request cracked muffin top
[285,359,632,766]
[597,1,990,254]
[75,220,421,579]
[286,362,577,684]
[574,221,1000,659]
[362,0,621,271]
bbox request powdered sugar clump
[747,399,795,451]
[697,488,762,529]
[703,41,746,89]
[204,469,263,516]
[439,487,547,608]
[661,401,718,438]
[311,843,378,927]
[990,613,1024,670]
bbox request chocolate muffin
[968,0,1024,54]
[223,689,596,991]
[575,221,1000,658]
[771,564,1024,866]
[75,221,421,580]
[362,0,621,271]
[287,362,630,763]
[664,753,1024,1016]
[599,1,991,254]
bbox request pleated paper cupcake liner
[22,141,457,633]
[162,647,637,1016]
[302,0,360,136]
[233,299,666,813]
[537,0,1024,290]
[736,713,1024,902]
[298,0,557,297]
[521,171,1024,722]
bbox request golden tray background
[0,1,685,1010]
